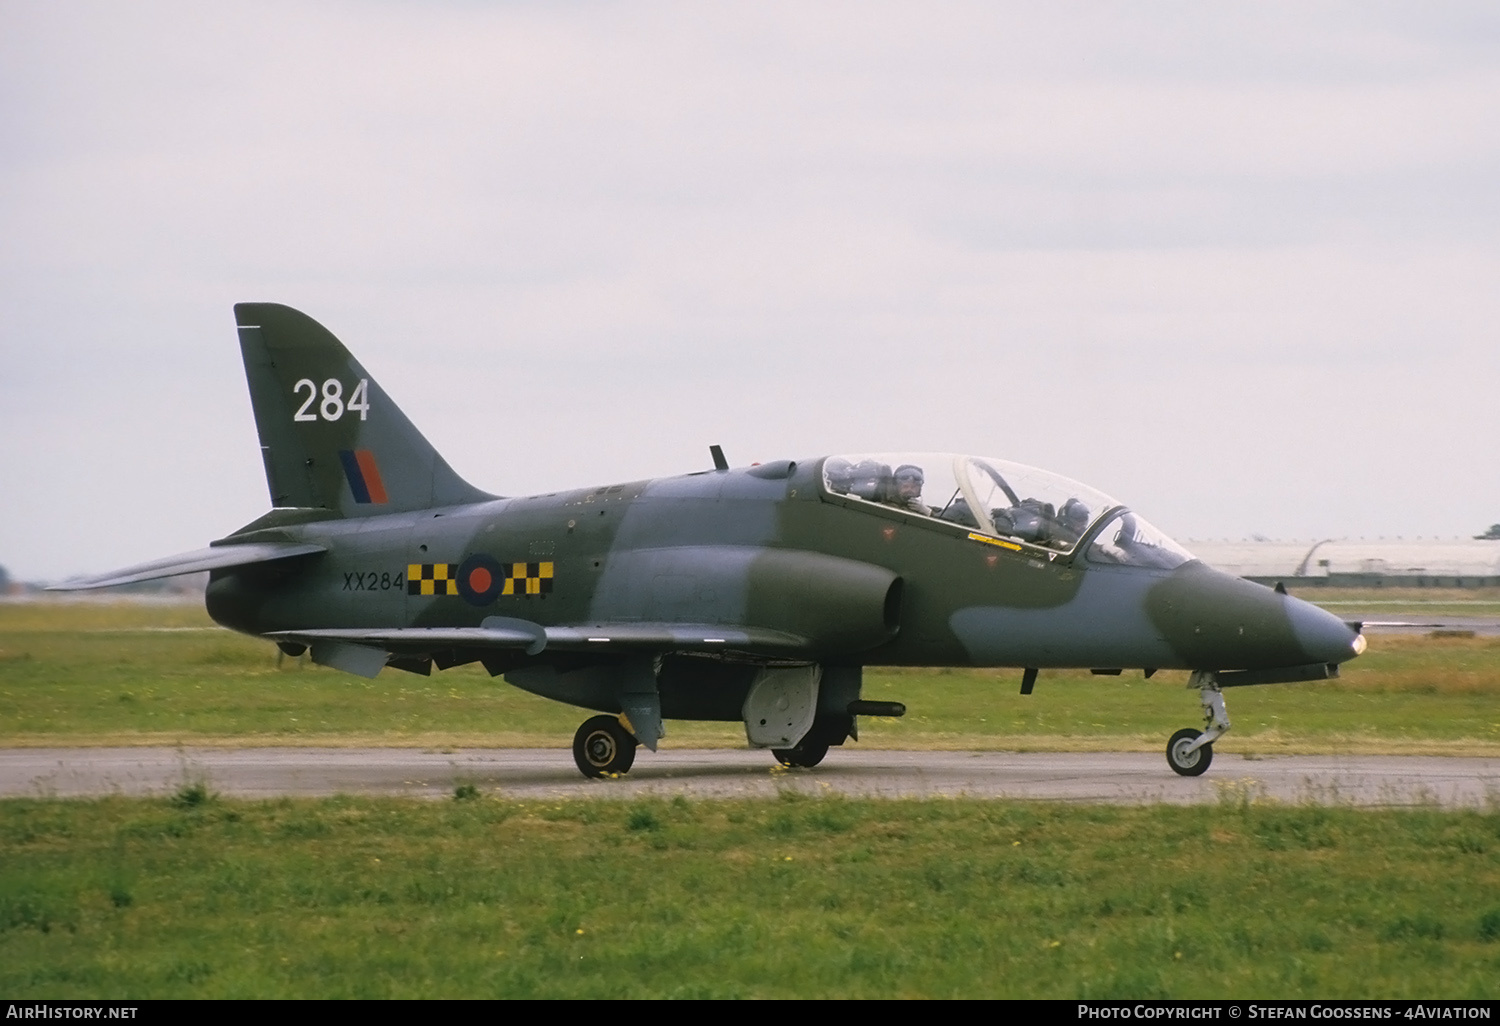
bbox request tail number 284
[293,378,370,422]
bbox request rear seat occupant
[892,464,931,515]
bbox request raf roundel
[456,554,505,606]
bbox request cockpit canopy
[821,453,1194,570]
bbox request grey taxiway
[4,748,1497,808]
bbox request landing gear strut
[1166,671,1231,777]
[572,715,639,778]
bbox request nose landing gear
[1166,671,1230,777]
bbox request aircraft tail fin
[234,303,492,516]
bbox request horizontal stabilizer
[48,542,326,591]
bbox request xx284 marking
[342,571,403,592]
[294,377,370,422]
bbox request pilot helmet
[1060,498,1091,530]
[893,464,924,496]
[824,457,855,494]
[848,460,890,501]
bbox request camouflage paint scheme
[57,304,1364,777]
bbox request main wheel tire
[573,715,638,778]
[772,740,830,768]
[1166,727,1213,777]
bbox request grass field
[1285,585,1500,620]
[2,792,1498,998]
[1,598,1497,755]
[2,598,1498,999]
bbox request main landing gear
[1166,671,1231,777]
[772,739,830,768]
[572,715,639,778]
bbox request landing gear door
[742,665,821,748]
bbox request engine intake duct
[745,549,902,656]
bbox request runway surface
[4,747,1498,807]
[1353,614,1500,636]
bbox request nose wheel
[1166,672,1230,777]
[1167,728,1212,776]
[573,715,639,778]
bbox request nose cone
[1286,595,1365,665]
[1147,562,1365,670]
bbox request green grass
[2,599,1498,754]
[0,601,580,747]
[1286,585,1500,619]
[1,793,1496,998]
[4,598,1497,999]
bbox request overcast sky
[3,1,1498,581]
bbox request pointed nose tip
[1287,598,1364,664]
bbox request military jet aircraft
[55,304,1366,778]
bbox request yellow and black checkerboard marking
[407,563,459,596]
[502,561,554,596]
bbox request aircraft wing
[269,620,811,658]
[48,542,327,591]
[270,620,549,656]
[541,624,809,654]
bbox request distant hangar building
[1187,539,1500,589]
